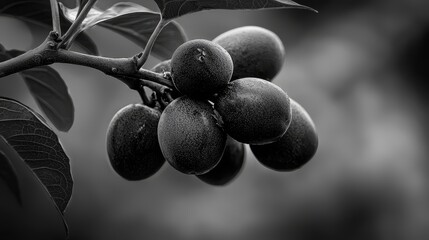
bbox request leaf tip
[296,4,318,13]
[284,0,318,13]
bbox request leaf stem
[135,18,168,69]
[60,0,97,48]
[50,0,61,35]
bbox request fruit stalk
[136,85,155,107]
[138,68,174,88]
[141,79,170,95]
[141,80,175,108]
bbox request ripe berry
[106,104,165,180]
[197,136,245,186]
[250,99,318,171]
[157,96,227,175]
[171,39,233,98]
[214,77,292,145]
[213,26,285,81]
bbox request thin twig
[77,0,87,15]
[60,0,97,48]
[135,18,168,69]
[141,79,171,95]
[138,68,174,88]
[50,0,61,35]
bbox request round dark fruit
[151,59,171,73]
[250,99,318,171]
[157,96,227,175]
[213,26,285,81]
[106,104,165,180]
[171,39,233,98]
[214,77,292,145]
[197,136,245,186]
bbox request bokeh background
[1,0,429,239]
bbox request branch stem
[50,0,61,35]
[60,0,97,48]
[141,79,170,94]
[135,18,168,69]
[0,32,174,91]
[138,68,173,88]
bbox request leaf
[0,97,73,213]
[0,135,68,238]
[22,67,75,132]
[0,0,99,55]
[1,48,75,132]
[60,2,187,60]
[153,0,316,20]
[0,141,21,205]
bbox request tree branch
[0,32,60,76]
[0,32,174,90]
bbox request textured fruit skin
[250,99,318,171]
[106,104,165,180]
[158,96,227,175]
[171,39,233,98]
[197,136,245,186]
[213,26,285,81]
[214,77,292,144]
[151,59,171,73]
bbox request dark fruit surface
[158,96,227,175]
[214,77,292,145]
[151,59,171,73]
[197,136,245,186]
[171,39,233,97]
[250,99,318,171]
[106,104,165,180]
[213,26,285,81]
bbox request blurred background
[1,0,429,239]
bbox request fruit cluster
[106,26,318,186]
